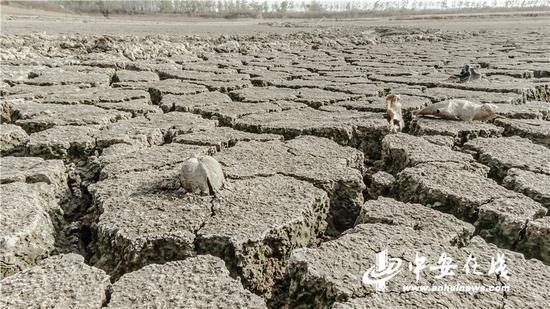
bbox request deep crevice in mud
[102,285,113,308]
[195,235,293,308]
[54,159,102,263]
[511,219,530,251]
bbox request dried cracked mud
[1,14,549,309]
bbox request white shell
[180,155,225,195]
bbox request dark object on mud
[101,9,110,19]
[456,64,482,82]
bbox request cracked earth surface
[1,14,549,309]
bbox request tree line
[34,0,550,18]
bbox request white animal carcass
[414,99,497,121]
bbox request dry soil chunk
[25,86,158,115]
[382,133,478,173]
[108,255,266,309]
[125,60,180,73]
[181,65,240,75]
[250,71,290,86]
[90,168,212,276]
[8,100,130,133]
[287,224,498,308]
[194,100,307,126]
[331,236,549,308]
[172,126,282,151]
[463,236,550,308]
[476,196,546,249]
[0,254,110,308]
[26,125,100,159]
[495,101,550,120]
[230,86,298,102]
[325,83,379,96]
[0,182,58,278]
[421,134,456,147]
[270,79,341,90]
[215,136,365,231]
[196,175,329,297]
[21,67,112,87]
[113,70,159,83]
[94,98,161,116]
[503,168,550,208]
[2,84,82,100]
[96,112,217,148]
[397,162,547,250]
[0,65,47,83]
[233,107,389,156]
[77,52,130,68]
[517,216,550,264]
[293,88,363,108]
[289,222,549,308]
[190,79,252,92]
[397,162,531,219]
[365,171,395,199]
[464,136,550,179]
[0,123,28,154]
[40,88,150,104]
[0,156,67,197]
[437,79,540,96]
[420,87,524,104]
[494,118,550,147]
[94,141,330,297]
[356,197,474,246]
[160,69,245,81]
[113,79,208,104]
[159,91,231,112]
[411,118,503,145]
